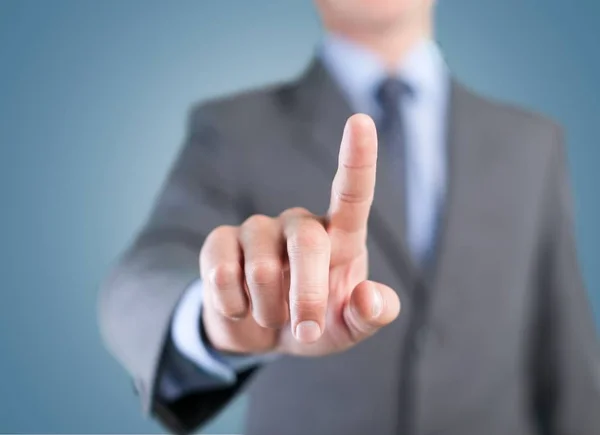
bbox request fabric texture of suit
[99,58,600,435]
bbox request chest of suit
[222,81,552,434]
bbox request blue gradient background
[0,0,598,433]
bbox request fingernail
[371,285,383,318]
[295,320,322,343]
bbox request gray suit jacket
[99,59,600,435]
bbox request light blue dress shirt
[167,34,450,395]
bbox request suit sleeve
[532,126,600,434]
[98,105,257,434]
[167,279,274,397]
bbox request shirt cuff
[171,279,276,384]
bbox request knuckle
[215,304,247,320]
[201,225,236,260]
[280,207,311,220]
[242,214,272,230]
[289,295,326,316]
[246,260,281,287]
[211,224,237,238]
[332,185,371,205]
[287,221,329,254]
[209,262,241,290]
[341,159,375,170]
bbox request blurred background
[0,0,598,433]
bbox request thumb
[343,280,401,343]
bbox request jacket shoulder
[457,81,563,144]
[187,81,297,131]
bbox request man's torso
[193,63,559,434]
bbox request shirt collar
[319,33,448,114]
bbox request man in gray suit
[99,0,600,434]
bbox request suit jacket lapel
[426,78,489,275]
[428,79,491,293]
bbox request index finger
[327,114,378,246]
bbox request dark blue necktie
[375,77,412,244]
[375,77,437,266]
[375,77,412,159]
